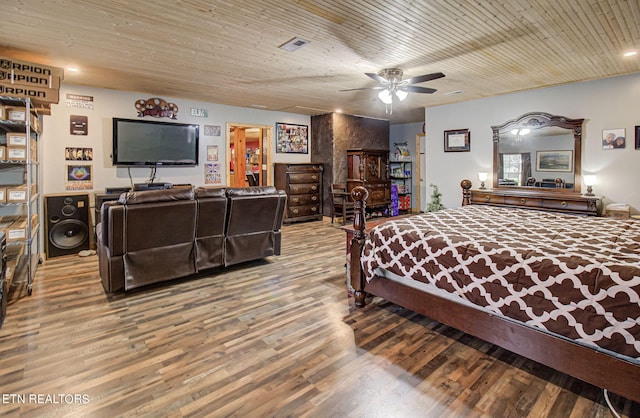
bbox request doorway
[226,123,273,187]
[415,133,426,212]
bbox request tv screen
[112,118,199,166]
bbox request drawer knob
[311,207,317,212]
[485,196,490,202]
[292,197,299,203]
[561,201,568,207]
[520,198,526,204]
[311,196,317,201]
[311,175,317,180]
[292,208,299,214]
[311,185,317,191]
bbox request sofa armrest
[105,203,126,256]
[98,201,120,248]
[274,190,287,231]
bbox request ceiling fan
[341,68,445,113]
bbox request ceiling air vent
[279,37,310,52]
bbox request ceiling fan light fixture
[395,89,408,101]
[378,89,393,104]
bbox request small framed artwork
[635,126,640,150]
[207,145,218,162]
[65,164,93,190]
[276,123,308,154]
[602,128,625,149]
[65,147,93,161]
[444,129,470,152]
[70,115,88,135]
[536,150,573,172]
[204,125,221,136]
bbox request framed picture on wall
[444,129,470,152]
[602,128,625,149]
[276,123,308,154]
[635,126,640,150]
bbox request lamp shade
[583,175,596,186]
[478,172,488,182]
[377,89,393,104]
[395,89,408,101]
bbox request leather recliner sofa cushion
[119,188,197,291]
[224,186,286,266]
[194,187,227,271]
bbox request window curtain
[521,152,532,185]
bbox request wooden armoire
[346,149,391,210]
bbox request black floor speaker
[45,194,90,258]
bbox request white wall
[41,84,311,195]
[424,73,640,213]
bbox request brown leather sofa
[97,186,286,294]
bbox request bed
[348,183,640,404]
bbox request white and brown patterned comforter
[361,205,640,359]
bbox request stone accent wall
[311,113,389,216]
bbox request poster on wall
[276,123,308,154]
[205,163,222,185]
[204,125,221,136]
[65,164,93,190]
[207,145,218,161]
[66,94,94,110]
[70,115,88,135]
[65,147,93,161]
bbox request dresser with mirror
[467,112,601,216]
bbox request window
[502,154,522,186]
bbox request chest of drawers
[274,163,323,223]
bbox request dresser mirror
[491,112,584,193]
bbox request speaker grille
[45,194,90,258]
[49,220,89,249]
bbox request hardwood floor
[1,219,638,417]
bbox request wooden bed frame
[348,183,640,404]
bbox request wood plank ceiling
[1,0,638,123]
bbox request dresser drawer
[285,164,323,173]
[288,193,320,206]
[288,172,321,184]
[543,198,590,212]
[288,183,320,194]
[472,192,505,205]
[505,196,542,208]
[288,204,321,218]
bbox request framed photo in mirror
[536,150,573,172]
[444,129,470,152]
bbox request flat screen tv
[112,118,199,166]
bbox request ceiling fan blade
[365,72,389,83]
[339,86,385,91]
[405,85,437,94]
[404,72,445,85]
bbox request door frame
[226,122,273,187]
[415,133,426,212]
